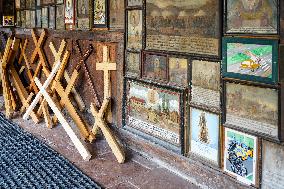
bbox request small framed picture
[36,9,41,28]
[30,10,36,28]
[21,11,26,28]
[36,0,41,6]
[168,57,188,87]
[64,0,75,24]
[56,5,65,30]
[41,0,55,5]
[125,51,140,77]
[77,0,90,30]
[49,6,56,29]
[127,0,142,7]
[41,7,49,28]
[20,0,26,9]
[25,10,31,28]
[16,11,21,27]
[92,0,108,28]
[126,10,143,50]
[16,0,21,9]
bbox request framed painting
[222,37,278,84]
[109,0,124,29]
[125,80,184,153]
[49,6,56,29]
[262,140,284,189]
[77,0,90,30]
[225,82,279,140]
[225,0,278,34]
[146,0,220,56]
[125,51,140,77]
[16,11,21,27]
[36,0,41,6]
[127,0,142,7]
[191,59,221,111]
[3,16,15,27]
[26,0,31,8]
[126,10,143,50]
[93,0,108,28]
[190,107,220,165]
[30,0,36,9]
[16,0,21,9]
[30,10,36,28]
[21,0,26,9]
[41,0,55,5]
[21,11,26,28]
[56,5,65,29]
[57,0,64,4]
[41,7,49,28]
[168,57,188,87]
[36,9,41,28]
[25,10,31,28]
[64,0,75,24]
[224,128,258,186]
[142,52,167,82]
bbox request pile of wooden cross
[0,29,125,163]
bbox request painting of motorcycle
[125,80,183,150]
[224,128,258,186]
[222,37,278,84]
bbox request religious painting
[64,0,75,24]
[190,108,220,165]
[191,60,220,110]
[36,9,41,28]
[146,0,220,56]
[21,0,26,9]
[56,5,65,29]
[109,0,124,29]
[30,10,36,28]
[36,0,41,6]
[93,0,107,27]
[223,37,278,84]
[41,0,55,5]
[21,11,26,28]
[126,52,140,77]
[41,7,48,28]
[142,53,167,82]
[25,10,31,28]
[77,0,90,30]
[224,128,258,186]
[127,0,142,7]
[126,80,183,149]
[127,10,142,50]
[3,17,14,27]
[57,0,64,3]
[49,6,55,29]
[226,0,278,34]
[225,82,278,139]
[16,0,21,9]
[16,11,21,27]
[28,0,36,9]
[168,57,188,86]
[262,140,284,189]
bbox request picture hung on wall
[64,0,75,24]
[109,0,124,29]
[190,107,220,165]
[127,10,143,50]
[57,0,64,4]
[26,0,31,9]
[30,10,36,28]
[127,0,143,7]
[225,0,278,34]
[36,0,41,6]
[56,5,65,30]
[41,7,49,28]
[16,11,21,27]
[224,128,258,186]
[142,52,167,82]
[126,52,140,77]
[21,0,26,9]
[25,10,31,28]
[93,0,107,28]
[126,80,184,152]
[41,0,56,5]
[49,6,56,29]
[21,11,26,28]
[191,60,220,110]
[168,57,188,87]
[16,0,21,9]
[222,37,278,84]
[3,16,14,27]
[29,0,36,9]
[225,82,278,139]
[261,140,284,189]
[36,9,41,28]
[146,0,220,56]
[77,0,90,30]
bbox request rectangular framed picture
[16,0,21,9]
[225,0,278,34]
[126,10,143,50]
[93,0,107,28]
[21,11,26,28]
[77,0,90,30]
[222,37,278,84]
[36,0,41,6]
[225,82,279,140]
[41,7,49,28]
[109,0,124,29]
[125,79,184,153]
[64,0,75,24]
[21,0,26,9]
[30,10,36,28]
[36,9,41,28]
[25,10,31,28]
[142,52,168,82]
[168,57,188,87]
[49,6,56,29]
[146,0,220,56]
[57,0,64,4]
[127,0,142,7]
[191,59,221,111]
[16,11,21,27]
[125,51,140,78]
[41,0,55,5]
[190,107,220,165]
[224,128,258,186]
[3,16,15,27]
[56,5,65,29]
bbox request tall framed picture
[49,6,56,29]
[56,5,65,29]
[125,51,140,77]
[77,0,90,30]
[225,0,278,34]
[224,128,258,186]
[25,10,31,28]
[36,9,41,28]
[41,7,49,28]
[126,9,143,50]
[16,0,21,9]
[57,0,64,4]
[168,57,188,87]
[36,0,41,6]
[64,0,75,24]
[222,37,278,84]
[109,0,124,29]
[30,10,36,28]
[21,0,26,9]
[16,11,21,27]
[21,11,26,28]
[93,0,107,28]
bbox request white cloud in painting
[129,87,147,99]
[169,100,179,112]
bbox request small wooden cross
[30,29,48,65]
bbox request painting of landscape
[146,0,220,55]
[127,82,181,145]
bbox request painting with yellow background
[169,57,188,86]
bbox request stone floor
[1,109,198,188]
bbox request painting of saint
[127,10,142,50]
[36,9,41,28]
[93,0,106,25]
[41,7,48,28]
[49,6,55,29]
[126,52,140,77]
[143,54,167,82]
[65,0,74,24]
[169,57,188,86]
[56,5,65,29]
[77,0,89,29]
[109,0,124,29]
[226,0,278,34]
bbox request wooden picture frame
[41,0,56,6]
[64,0,75,24]
[125,51,141,78]
[189,107,221,166]
[224,0,279,35]
[222,37,279,84]
[16,11,21,27]
[126,9,143,51]
[25,10,31,28]
[142,51,168,83]
[224,81,279,141]
[77,0,90,30]
[92,0,108,28]
[49,5,56,29]
[16,0,21,9]
[36,0,41,6]
[124,79,185,154]
[21,0,26,9]
[109,0,124,29]
[36,9,41,28]
[21,10,26,28]
[30,10,36,28]
[223,127,258,186]
[56,4,65,29]
[126,0,142,7]
[57,0,64,4]
[3,16,15,27]
[168,56,189,87]
[41,7,49,28]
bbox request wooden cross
[30,29,48,66]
